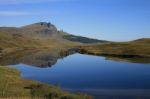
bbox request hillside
[0,22,109,57]
[79,38,150,58]
[0,22,149,60]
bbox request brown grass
[0,66,92,99]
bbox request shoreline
[0,66,92,99]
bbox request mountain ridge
[0,22,109,44]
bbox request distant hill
[0,22,109,43]
[79,38,150,58]
[21,22,109,43]
[0,22,109,56]
[131,38,150,44]
[63,35,109,43]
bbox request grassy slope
[0,66,92,99]
[0,30,91,98]
[79,38,150,57]
[0,32,80,57]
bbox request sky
[0,0,150,41]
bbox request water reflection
[0,49,150,68]
[0,50,60,67]
[9,54,150,99]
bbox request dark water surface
[10,53,150,99]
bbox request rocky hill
[0,22,109,57]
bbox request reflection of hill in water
[78,50,150,64]
[0,50,71,68]
[105,56,150,64]
[0,49,149,68]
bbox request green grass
[0,66,92,99]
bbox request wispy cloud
[0,11,30,16]
[0,10,59,16]
[0,0,73,5]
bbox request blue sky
[0,0,150,41]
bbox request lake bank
[0,66,92,99]
[74,39,150,63]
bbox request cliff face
[21,22,58,35]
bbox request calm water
[10,53,150,99]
